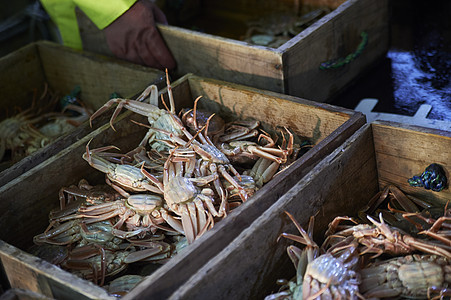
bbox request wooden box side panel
[283,0,389,101]
[0,112,148,250]
[168,124,378,299]
[0,43,45,118]
[186,75,355,143]
[0,241,113,300]
[373,122,451,207]
[159,25,285,93]
[37,41,165,109]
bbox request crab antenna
[182,108,194,120]
[205,113,216,136]
[161,94,170,112]
[165,69,175,114]
[186,125,207,148]
[136,84,157,102]
[85,138,94,161]
[193,95,203,130]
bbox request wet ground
[330,0,451,122]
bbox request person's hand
[103,0,176,70]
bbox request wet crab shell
[302,253,361,299]
[360,254,451,299]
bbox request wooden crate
[0,74,364,299]
[0,41,165,187]
[76,0,389,102]
[161,121,451,300]
[157,0,389,102]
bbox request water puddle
[388,49,451,121]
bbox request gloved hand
[103,0,176,70]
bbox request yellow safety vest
[40,0,137,50]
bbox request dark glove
[103,0,176,70]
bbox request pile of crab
[266,184,451,300]
[31,71,310,296]
[0,83,93,171]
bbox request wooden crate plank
[0,44,44,117]
[158,24,285,92]
[37,41,165,110]
[166,124,378,299]
[0,241,113,300]
[283,0,389,101]
[373,121,451,207]
[187,76,353,143]
[74,0,388,101]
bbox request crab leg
[165,69,176,114]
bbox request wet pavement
[329,0,451,122]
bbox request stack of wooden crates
[1,0,449,299]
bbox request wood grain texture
[282,0,389,101]
[0,41,165,187]
[186,75,356,143]
[0,241,113,300]
[373,121,451,207]
[0,74,364,299]
[73,0,387,101]
[168,124,378,300]
[155,0,388,101]
[0,44,44,117]
[159,24,285,92]
[36,41,165,110]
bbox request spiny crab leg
[259,130,276,147]
[279,212,319,264]
[130,120,190,148]
[165,69,176,114]
[89,85,159,130]
[204,113,216,140]
[367,213,451,258]
[140,163,165,193]
[136,84,158,103]
[217,164,247,202]
[246,145,286,164]
[193,95,202,130]
[283,126,294,156]
[219,120,260,142]
[366,213,397,243]
[83,139,120,168]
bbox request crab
[33,219,125,250]
[360,254,451,299]
[324,213,451,259]
[136,111,250,207]
[161,150,222,244]
[78,192,183,239]
[56,178,121,211]
[180,96,225,142]
[88,71,183,152]
[265,212,362,299]
[82,142,164,196]
[62,242,170,286]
